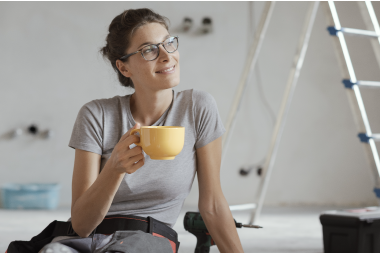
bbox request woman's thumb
[134,123,141,129]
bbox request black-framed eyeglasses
[119,36,179,62]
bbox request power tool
[183,211,262,253]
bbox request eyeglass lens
[141,37,178,61]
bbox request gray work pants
[39,230,174,253]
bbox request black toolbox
[320,207,380,253]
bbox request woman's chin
[158,78,180,90]
[169,80,180,88]
[162,82,179,90]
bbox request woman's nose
[157,44,170,61]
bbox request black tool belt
[7,215,180,253]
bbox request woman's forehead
[131,23,169,48]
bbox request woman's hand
[106,123,145,175]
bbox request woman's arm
[197,136,244,253]
[71,149,126,237]
[71,124,144,237]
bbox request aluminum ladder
[226,1,380,224]
[250,1,380,224]
[224,1,276,219]
[325,1,380,203]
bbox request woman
[36,8,244,253]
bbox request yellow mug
[130,126,185,160]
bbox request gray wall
[1,1,379,208]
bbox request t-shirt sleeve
[68,100,103,155]
[193,90,226,149]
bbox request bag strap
[52,215,151,237]
[148,216,180,253]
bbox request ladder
[324,1,380,202]
[225,1,380,224]
[224,1,276,220]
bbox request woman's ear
[116,60,132,78]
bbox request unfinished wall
[0,1,379,208]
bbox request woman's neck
[130,88,173,126]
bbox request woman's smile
[155,65,175,74]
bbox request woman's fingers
[116,131,140,151]
[128,157,145,174]
[125,154,145,173]
[122,135,140,150]
[119,123,141,143]
[128,153,144,166]
[106,123,145,175]
[127,146,143,158]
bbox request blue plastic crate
[1,183,60,209]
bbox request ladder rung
[229,203,256,211]
[328,26,379,38]
[343,79,380,89]
[358,133,380,143]
[357,81,380,87]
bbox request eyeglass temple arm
[120,51,140,61]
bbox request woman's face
[119,22,180,92]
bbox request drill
[183,211,262,253]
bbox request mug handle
[130,129,141,146]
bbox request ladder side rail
[354,84,380,185]
[324,2,380,187]
[358,1,380,70]
[323,2,367,134]
[325,1,374,134]
[358,1,380,190]
[222,2,275,165]
[249,1,320,224]
[369,139,380,181]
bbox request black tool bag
[7,220,57,253]
[6,215,180,253]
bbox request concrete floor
[0,206,329,253]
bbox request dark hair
[100,8,170,89]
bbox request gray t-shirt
[68,88,226,228]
